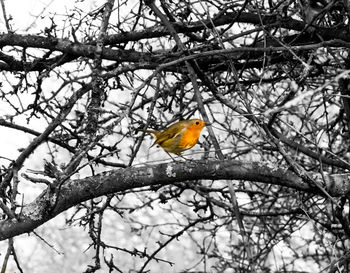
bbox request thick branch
[0,10,349,71]
[103,12,350,44]
[0,51,76,71]
[0,33,152,63]
[0,159,348,241]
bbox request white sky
[1,0,101,33]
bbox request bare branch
[0,159,347,241]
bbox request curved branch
[0,159,349,241]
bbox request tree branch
[0,159,348,241]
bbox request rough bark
[0,159,348,241]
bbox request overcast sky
[1,0,99,33]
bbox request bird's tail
[135,128,159,137]
[136,128,160,148]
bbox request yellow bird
[140,119,206,158]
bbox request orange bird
[140,119,206,159]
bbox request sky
[1,0,100,33]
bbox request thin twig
[11,244,23,273]
[21,173,52,186]
[33,231,63,255]
[0,0,11,32]
[1,238,13,273]
[138,216,211,272]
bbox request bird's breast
[178,129,200,149]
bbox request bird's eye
[196,121,199,125]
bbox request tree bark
[0,159,348,241]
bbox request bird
[138,119,206,160]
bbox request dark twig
[0,0,11,32]
[138,215,212,272]
[0,238,14,273]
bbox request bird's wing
[154,123,186,146]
